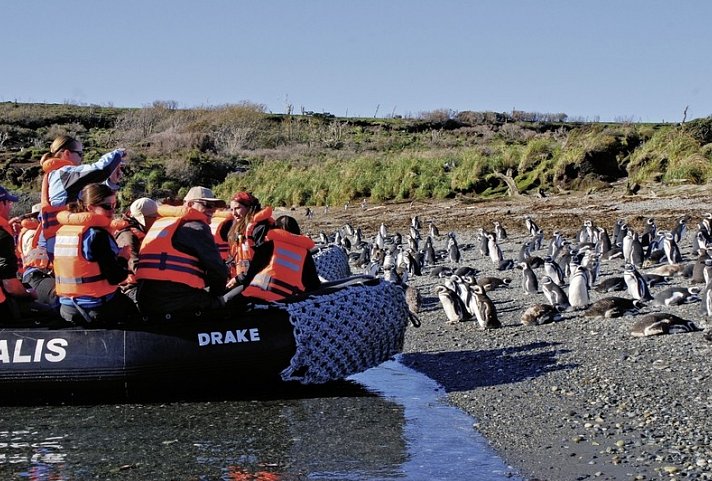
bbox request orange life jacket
[241,228,315,302]
[230,207,275,277]
[210,210,233,262]
[15,218,39,274]
[53,211,117,299]
[0,217,14,304]
[38,157,75,249]
[134,206,209,289]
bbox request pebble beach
[300,184,712,481]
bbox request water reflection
[1,361,521,481]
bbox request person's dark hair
[68,183,115,213]
[274,215,300,235]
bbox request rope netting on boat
[276,277,410,384]
[313,245,352,282]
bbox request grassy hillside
[1,101,711,211]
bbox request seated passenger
[135,186,229,318]
[226,191,275,286]
[114,197,159,303]
[0,186,36,320]
[223,215,321,307]
[53,183,138,326]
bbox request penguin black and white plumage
[497,259,515,271]
[690,249,710,283]
[476,276,512,291]
[435,285,469,323]
[543,255,565,286]
[583,297,644,318]
[531,228,545,251]
[568,265,590,309]
[519,261,538,295]
[652,286,700,306]
[448,241,461,264]
[640,217,657,247]
[662,232,683,265]
[700,279,712,317]
[623,263,653,301]
[630,312,699,337]
[518,242,532,262]
[454,266,478,278]
[429,222,440,238]
[524,215,539,237]
[493,221,507,241]
[623,229,644,267]
[595,226,612,255]
[594,276,627,293]
[423,236,436,266]
[613,220,627,247]
[670,216,688,243]
[487,233,504,263]
[521,304,562,326]
[429,266,453,278]
[477,229,490,258]
[411,215,421,230]
[469,285,501,330]
[541,275,571,311]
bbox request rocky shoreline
[299,184,712,481]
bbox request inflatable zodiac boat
[0,276,411,401]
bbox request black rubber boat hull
[0,308,296,399]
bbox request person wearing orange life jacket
[24,135,126,308]
[226,191,275,287]
[135,186,229,317]
[223,215,321,307]
[12,203,41,275]
[210,208,234,264]
[0,186,36,321]
[114,197,159,303]
[54,183,137,326]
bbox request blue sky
[2,0,710,122]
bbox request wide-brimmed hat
[0,186,19,202]
[129,197,158,227]
[184,186,226,207]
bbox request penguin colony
[308,210,712,338]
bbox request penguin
[429,222,440,238]
[662,232,683,265]
[435,285,469,323]
[646,263,687,277]
[593,276,627,293]
[518,261,539,295]
[454,266,478,277]
[640,217,657,247]
[411,215,421,229]
[487,232,504,264]
[477,229,490,258]
[423,236,437,266]
[379,222,388,239]
[543,255,566,286]
[583,297,644,318]
[630,312,699,337]
[476,276,512,291]
[469,285,501,330]
[700,279,712,317]
[448,241,461,264]
[568,265,590,309]
[493,221,507,241]
[623,229,644,267]
[623,263,653,301]
[548,231,565,258]
[524,215,539,237]
[670,216,688,243]
[652,286,701,306]
[497,259,515,271]
[531,228,545,251]
[595,226,612,255]
[518,241,532,262]
[429,266,453,278]
[521,304,562,326]
[541,275,571,310]
[641,273,672,287]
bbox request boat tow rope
[274,278,411,384]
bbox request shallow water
[0,360,521,481]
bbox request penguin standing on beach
[423,236,436,266]
[469,284,501,330]
[623,263,653,301]
[543,255,566,286]
[662,232,683,265]
[541,275,571,311]
[519,261,539,295]
[435,285,468,323]
[568,265,590,309]
[623,229,644,267]
[487,232,504,264]
[493,221,507,241]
